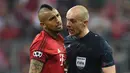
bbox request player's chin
[55,27,63,32]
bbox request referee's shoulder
[90,31,105,42]
[64,35,78,45]
[91,32,112,51]
[64,35,77,41]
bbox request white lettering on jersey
[58,48,65,66]
[60,54,64,66]
[58,49,61,53]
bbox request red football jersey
[30,31,66,73]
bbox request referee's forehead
[66,10,78,19]
[66,7,82,20]
[66,5,89,21]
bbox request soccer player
[64,5,116,73]
[29,4,66,73]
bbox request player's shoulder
[34,31,46,41]
[31,31,47,46]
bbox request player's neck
[44,29,58,39]
[79,28,89,38]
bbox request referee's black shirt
[64,31,115,73]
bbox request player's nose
[56,17,60,23]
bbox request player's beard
[44,27,62,36]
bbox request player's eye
[49,16,55,21]
[56,14,59,17]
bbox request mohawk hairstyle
[39,4,53,10]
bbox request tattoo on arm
[29,59,44,73]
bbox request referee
[64,5,116,73]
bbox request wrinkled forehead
[39,9,59,21]
[66,10,81,20]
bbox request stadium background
[0,0,130,73]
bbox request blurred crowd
[0,0,130,73]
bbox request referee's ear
[83,20,88,26]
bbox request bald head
[66,5,89,21]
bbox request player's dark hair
[40,4,53,10]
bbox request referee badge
[76,56,86,70]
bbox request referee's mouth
[67,29,74,34]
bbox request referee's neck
[78,28,89,38]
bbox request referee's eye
[69,19,77,24]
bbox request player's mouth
[56,24,62,29]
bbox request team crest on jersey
[33,51,43,58]
[76,56,86,70]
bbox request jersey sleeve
[30,35,48,63]
[100,40,115,67]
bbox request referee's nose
[66,20,71,28]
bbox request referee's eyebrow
[67,18,77,23]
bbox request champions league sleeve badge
[76,56,86,70]
[33,51,43,58]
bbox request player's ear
[40,22,44,26]
[40,22,46,29]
